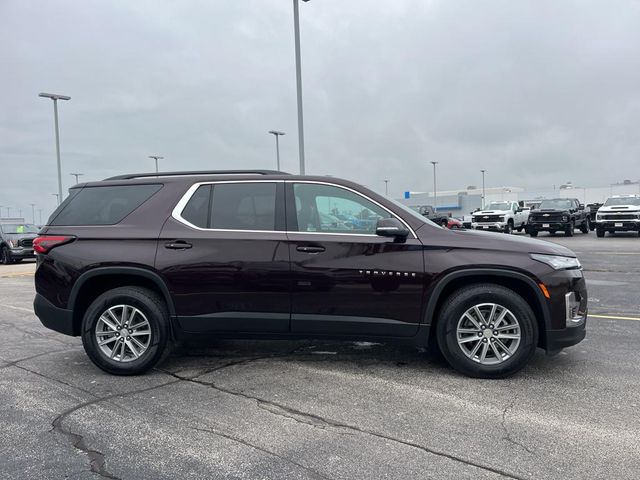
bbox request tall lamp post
[39,93,71,206]
[70,173,83,184]
[38,209,43,225]
[149,155,163,173]
[293,0,310,174]
[430,161,439,212]
[268,131,285,171]
[384,179,389,196]
[30,204,36,224]
[52,193,59,205]
[481,169,486,209]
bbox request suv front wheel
[81,287,170,375]
[436,284,538,378]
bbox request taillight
[33,236,75,254]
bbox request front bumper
[529,222,570,232]
[472,221,507,231]
[8,247,35,259]
[34,293,75,336]
[596,220,640,231]
[539,268,587,352]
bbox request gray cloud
[2,0,640,220]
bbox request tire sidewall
[81,288,168,375]
[436,285,538,378]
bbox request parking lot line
[590,313,640,322]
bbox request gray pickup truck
[0,222,39,264]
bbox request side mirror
[578,204,585,210]
[516,208,523,213]
[376,218,409,238]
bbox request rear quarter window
[49,184,162,226]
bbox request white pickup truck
[595,194,640,237]
[471,201,529,234]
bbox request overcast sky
[2,0,640,220]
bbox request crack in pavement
[50,379,181,480]
[501,393,535,455]
[190,425,333,480]
[0,347,81,370]
[161,364,526,479]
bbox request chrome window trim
[287,180,417,238]
[172,179,417,239]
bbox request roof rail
[104,170,290,181]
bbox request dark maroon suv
[33,170,587,378]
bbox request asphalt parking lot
[1,233,639,480]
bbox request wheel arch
[423,268,551,349]
[68,267,176,336]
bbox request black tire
[580,218,590,234]
[529,228,538,237]
[81,287,170,375]
[504,221,513,234]
[589,220,596,231]
[565,221,574,237]
[436,284,538,378]
[0,246,11,265]
[596,227,605,238]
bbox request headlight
[562,215,568,222]
[8,239,17,248]
[530,253,581,270]
[596,214,602,220]
[499,216,505,221]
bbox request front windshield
[539,199,573,209]
[604,197,640,206]
[387,198,441,228]
[486,202,510,210]
[1,223,39,234]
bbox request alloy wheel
[456,303,521,365]
[95,304,152,362]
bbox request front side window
[293,183,391,234]
[181,182,277,231]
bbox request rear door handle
[165,241,192,250]
[296,245,325,253]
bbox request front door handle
[165,241,192,250]
[296,245,325,253]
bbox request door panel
[286,182,425,337]
[156,181,290,333]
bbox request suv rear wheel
[436,284,538,378]
[81,287,170,375]
[580,218,590,234]
[1,246,11,265]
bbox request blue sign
[404,191,410,199]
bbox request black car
[410,205,449,227]
[0,222,39,264]
[586,203,603,231]
[528,198,590,237]
[33,170,587,379]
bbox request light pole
[39,93,71,205]
[5,207,10,218]
[430,161,439,212]
[70,173,83,184]
[293,0,310,174]
[30,204,36,224]
[268,131,285,171]
[52,193,59,205]
[38,209,43,225]
[481,169,486,209]
[384,179,389,196]
[149,155,163,173]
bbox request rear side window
[50,184,162,226]
[179,182,277,231]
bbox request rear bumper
[33,293,75,336]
